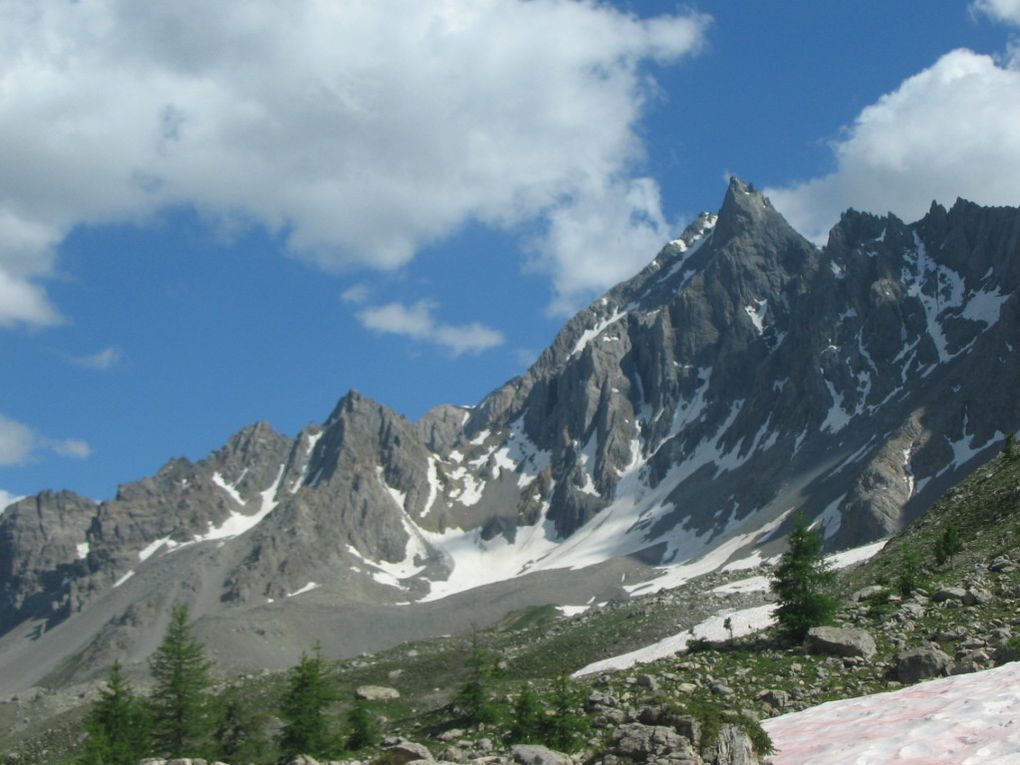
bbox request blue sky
[2,0,1020,504]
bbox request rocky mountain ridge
[2,177,1019,690]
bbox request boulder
[511,744,573,765]
[382,740,434,765]
[356,684,401,700]
[610,723,695,762]
[636,674,659,692]
[757,689,790,709]
[899,602,925,620]
[587,690,618,711]
[964,588,992,606]
[896,647,954,683]
[990,556,1016,573]
[850,585,887,602]
[807,626,877,659]
[710,681,734,697]
[933,587,967,603]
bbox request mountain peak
[712,176,786,245]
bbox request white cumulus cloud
[767,49,1020,242]
[357,300,505,356]
[972,0,1020,25]
[532,177,675,315]
[0,0,709,326]
[0,490,24,514]
[0,413,92,466]
[70,346,123,371]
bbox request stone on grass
[851,585,887,602]
[511,744,572,765]
[807,626,877,659]
[933,587,968,603]
[356,684,400,700]
[382,739,434,765]
[896,647,954,683]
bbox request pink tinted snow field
[762,661,1020,764]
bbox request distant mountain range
[3,177,1018,692]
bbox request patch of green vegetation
[495,604,560,633]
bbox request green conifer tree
[934,523,963,566]
[770,513,837,641]
[456,633,498,727]
[148,604,214,757]
[77,661,148,765]
[542,674,590,753]
[508,684,544,744]
[346,695,380,751]
[278,644,337,758]
[211,684,269,764]
[897,547,923,597]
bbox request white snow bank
[112,570,134,588]
[573,603,776,677]
[763,661,1020,765]
[827,539,887,569]
[712,575,770,594]
[712,540,886,595]
[573,538,888,677]
[558,602,605,617]
[287,581,320,598]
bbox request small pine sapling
[346,695,380,752]
[770,513,838,641]
[934,524,963,566]
[542,674,590,753]
[508,684,545,744]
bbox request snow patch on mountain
[421,457,441,517]
[573,603,778,676]
[212,471,246,505]
[197,464,285,543]
[572,308,626,357]
[286,581,320,598]
[744,298,768,335]
[417,511,560,602]
[290,430,323,493]
[377,466,408,511]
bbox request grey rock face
[807,626,877,659]
[896,647,955,683]
[708,724,758,765]
[0,491,97,630]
